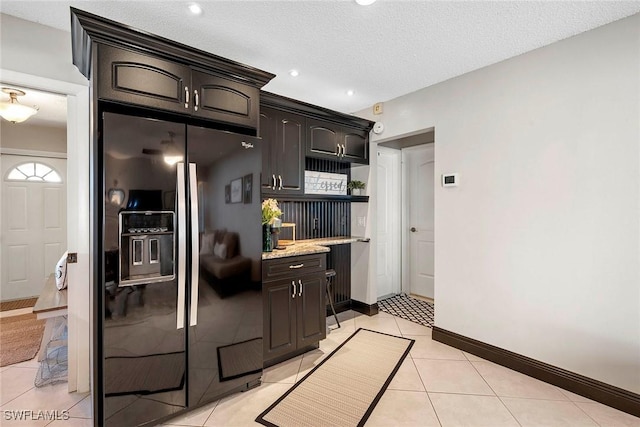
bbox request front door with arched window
[1,155,66,301]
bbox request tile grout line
[564,398,604,427]
[201,399,220,427]
[398,312,444,427]
[467,355,523,427]
[408,353,443,427]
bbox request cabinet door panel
[343,128,369,164]
[260,110,277,191]
[263,280,296,361]
[306,119,340,158]
[297,274,327,347]
[192,71,258,130]
[277,114,305,194]
[98,45,190,114]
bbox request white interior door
[402,144,435,299]
[1,155,67,301]
[376,147,401,299]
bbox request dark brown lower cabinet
[263,255,327,365]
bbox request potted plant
[347,180,366,196]
[261,198,282,251]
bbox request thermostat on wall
[442,173,459,187]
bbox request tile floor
[1,310,638,426]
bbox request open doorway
[1,86,68,302]
[0,85,75,403]
[376,130,435,325]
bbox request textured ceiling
[1,1,639,115]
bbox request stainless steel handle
[289,263,304,269]
[278,175,283,190]
[189,163,199,327]
[272,174,276,190]
[194,90,199,112]
[336,144,340,156]
[176,163,186,329]
[298,279,303,297]
[410,227,417,232]
[292,281,296,298]
[341,144,346,157]
[184,87,189,109]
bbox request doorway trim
[0,69,91,393]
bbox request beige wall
[0,14,87,86]
[1,123,67,153]
[358,13,640,393]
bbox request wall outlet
[373,102,383,115]
[357,216,366,227]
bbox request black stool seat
[325,269,340,328]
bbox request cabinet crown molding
[261,91,374,132]
[70,7,275,88]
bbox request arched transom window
[6,162,62,183]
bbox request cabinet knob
[341,144,346,157]
[292,281,296,298]
[410,227,417,232]
[298,279,303,297]
[336,144,340,156]
[184,87,189,109]
[289,263,304,269]
[194,90,199,111]
[278,175,283,190]
[272,174,276,190]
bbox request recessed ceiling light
[346,90,355,96]
[289,69,299,77]
[188,3,202,15]
[355,0,376,5]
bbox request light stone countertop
[261,236,368,260]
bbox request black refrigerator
[98,110,263,426]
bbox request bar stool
[325,269,340,328]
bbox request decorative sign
[304,171,347,195]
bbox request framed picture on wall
[225,185,231,204]
[230,178,242,203]
[243,173,252,204]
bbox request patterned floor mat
[378,294,434,328]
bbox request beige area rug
[0,313,46,367]
[256,328,414,427]
[0,297,38,312]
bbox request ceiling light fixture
[0,88,39,124]
[163,132,183,166]
[289,69,299,77]
[355,0,376,5]
[188,3,202,15]
[346,89,355,96]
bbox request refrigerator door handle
[176,163,186,329]
[189,163,200,327]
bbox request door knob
[410,227,417,232]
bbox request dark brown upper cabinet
[260,107,304,196]
[71,8,274,134]
[98,44,191,115]
[261,93,373,167]
[342,127,368,162]
[306,118,369,164]
[98,45,260,131]
[307,118,341,158]
[191,70,258,129]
